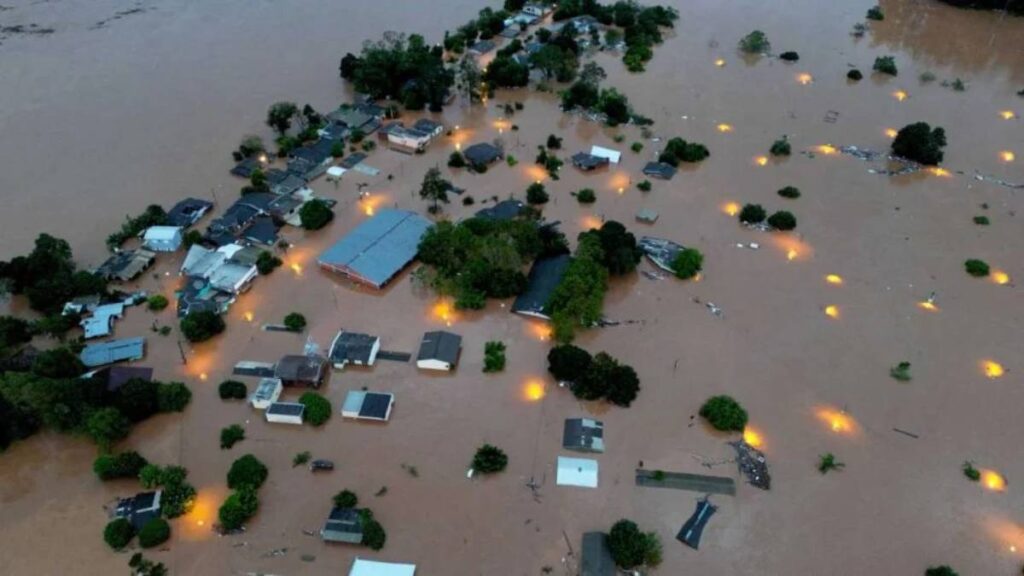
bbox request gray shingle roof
[581,532,615,576]
[321,507,364,543]
[563,418,605,452]
[318,209,431,288]
[511,254,571,318]
[417,331,462,364]
[329,332,378,365]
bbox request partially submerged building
[511,254,570,319]
[166,198,214,228]
[474,199,525,221]
[642,161,677,180]
[556,456,599,488]
[249,377,283,410]
[142,226,184,252]
[571,152,610,171]
[462,142,502,170]
[328,331,381,369]
[318,209,431,289]
[589,145,621,164]
[638,236,685,273]
[635,208,659,224]
[342,391,395,422]
[580,532,616,576]
[468,39,496,56]
[265,401,305,425]
[80,302,125,340]
[348,559,417,576]
[114,491,162,530]
[416,331,461,371]
[321,507,365,544]
[95,249,156,282]
[563,418,605,453]
[100,365,154,393]
[275,354,328,388]
[677,499,717,549]
[80,337,145,368]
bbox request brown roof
[275,354,327,385]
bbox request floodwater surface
[0,0,1022,574]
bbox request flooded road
[1,0,1023,574]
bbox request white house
[589,145,622,164]
[207,261,258,294]
[556,456,599,488]
[265,402,305,425]
[349,558,416,576]
[249,378,283,410]
[143,226,184,252]
[341,391,395,422]
[522,2,552,18]
[387,126,432,152]
[416,331,462,371]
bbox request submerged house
[511,254,570,319]
[318,209,431,289]
[341,390,395,422]
[468,39,496,56]
[581,532,616,576]
[416,331,461,371]
[80,302,125,340]
[642,161,677,180]
[563,418,605,453]
[474,199,525,221]
[95,249,156,282]
[176,277,233,318]
[328,331,381,369]
[265,401,305,425]
[638,236,685,273]
[462,142,502,170]
[114,491,162,530]
[249,377,283,410]
[142,226,184,252]
[321,507,365,544]
[677,499,718,549]
[275,354,328,388]
[589,145,621,164]
[348,559,417,576]
[556,456,598,488]
[166,198,214,228]
[571,152,610,171]
[80,337,145,368]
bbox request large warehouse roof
[318,209,431,288]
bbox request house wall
[416,359,452,371]
[265,412,303,425]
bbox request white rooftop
[143,226,182,240]
[349,558,417,576]
[556,456,599,488]
[590,145,622,164]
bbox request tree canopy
[578,221,642,276]
[0,233,107,316]
[180,310,225,342]
[700,395,748,431]
[608,519,662,569]
[299,199,334,230]
[227,454,269,490]
[340,32,453,111]
[892,122,947,165]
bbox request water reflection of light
[581,215,602,230]
[797,73,813,85]
[717,123,733,133]
[609,172,630,193]
[181,488,226,540]
[982,360,1005,379]
[824,305,840,319]
[1000,110,1016,120]
[990,270,1010,285]
[722,202,740,216]
[816,144,838,155]
[243,311,254,322]
[1000,151,1015,162]
[743,426,764,449]
[527,322,552,341]
[525,164,548,183]
[754,155,768,166]
[815,407,857,435]
[770,234,813,262]
[981,469,1007,492]
[787,249,798,261]
[455,142,461,151]
[524,380,546,402]
[715,58,726,67]
[917,301,939,312]
[885,128,898,138]
[929,167,952,177]
[825,274,843,285]
[431,299,456,327]
[893,90,908,102]
[363,195,383,216]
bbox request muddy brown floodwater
[1,0,1023,574]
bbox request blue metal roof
[318,209,431,288]
[80,337,145,368]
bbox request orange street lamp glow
[455,142,461,151]
[826,274,843,285]
[982,470,1007,492]
[524,380,546,402]
[290,262,303,276]
[815,407,856,435]
[199,372,208,381]
[929,167,952,177]
[581,215,602,230]
[717,123,733,133]
[243,311,254,322]
[817,144,838,155]
[1000,110,1016,120]
[824,305,839,319]
[743,426,764,449]
[755,155,769,166]
[917,301,939,312]
[893,90,908,101]
[982,360,1005,379]
[723,202,740,216]
[991,270,1010,285]
[885,128,898,138]
[432,300,455,327]
[786,249,798,261]
[797,73,813,85]
[714,58,726,67]
[1000,151,1015,162]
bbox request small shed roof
[322,507,364,543]
[275,355,327,384]
[330,332,379,365]
[251,378,283,403]
[349,559,417,576]
[571,152,610,171]
[80,337,145,368]
[677,499,717,549]
[563,418,605,452]
[167,198,214,228]
[342,390,394,420]
[417,331,461,365]
[642,161,677,180]
[581,532,616,576]
[636,208,659,223]
[105,366,154,392]
[267,402,306,417]
[556,456,598,488]
[589,146,621,164]
[462,143,501,166]
[474,199,525,221]
[143,226,183,241]
[318,209,431,288]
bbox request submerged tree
[739,30,770,54]
[419,167,451,214]
[891,122,946,165]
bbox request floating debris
[705,302,723,318]
[729,440,771,490]
[638,236,685,273]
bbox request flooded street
[1,0,1023,574]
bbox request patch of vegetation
[631,142,644,153]
[973,215,990,225]
[671,248,703,280]
[547,235,608,343]
[961,460,981,482]
[147,295,169,311]
[334,489,358,509]
[293,451,311,467]
[138,517,171,549]
[608,519,662,569]
[299,392,332,426]
[699,395,748,431]
[483,341,507,373]
[576,188,596,204]
[299,198,334,230]
[818,453,845,474]
[0,234,108,317]
[104,518,136,550]
[506,155,518,167]
[873,55,898,76]
[283,312,306,332]
[890,361,912,381]
[866,5,885,20]
[256,250,282,275]
[924,566,959,576]
[636,180,651,192]
[658,137,709,166]
[738,30,770,54]
[527,182,550,205]
[778,186,801,199]
[546,134,563,150]
[964,259,990,277]
[94,451,149,481]
[770,137,791,157]
[919,71,937,83]
[778,51,799,61]
[138,464,196,518]
[739,203,767,224]
[547,345,640,406]
[128,553,168,576]
[472,444,509,474]
[180,310,225,342]
[227,454,268,490]
[892,122,946,165]
[218,380,247,400]
[361,509,388,550]
[220,424,245,449]
[106,205,169,251]
[767,211,797,231]
[847,69,863,81]
[417,218,567,310]
[218,486,259,531]
[339,33,453,111]
[448,151,466,168]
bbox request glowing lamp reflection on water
[885,128,898,138]
[786,249,798,261]
[917,301,938,312]
[432,300,455,327]
[1000,110,1016,120]
[243,311,254,322]
[824,305,839,319]
[929,167,951,177]
[714,58,726,67]
[893,90,908,102]
[1001,151,1015,162]
[723,202,740,216]
[982,470,1007,492]
[815,407,856,435]
[755,155,769,166]
[743,426,764,449]
[524,380,545,402]
[982,360,1005,379]
[290,262,303,276]
[826,274,843,285]
[717,123,733,133]
[199,373,208,381]
[797,73,813,85]
[817,144,838,155]
[991,270,1010,285]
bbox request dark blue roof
[677,499,717,549]
[475,199,525,221]
[511,254,571,318]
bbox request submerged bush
[576,188,596,204]
[892,122,946,165]
[104,518,136,550]
[738,204,767,224]
[964,259,990,277]
[770,137,791,157]
[847,69,863,81]
[778,51,799,62]
[699,395,748,431]
[671,248,703,280]
[873,55,898,76]
[866,5,885,20]
[739,30,770,54]
[138,518,171,548]
[767,211,797,231]
[218,380,247,400]
[471,444,508,474]
[777,186,801,199]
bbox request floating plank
[377,350,412,363]
[635,469,736,496]
[233,361,276,378]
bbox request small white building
[522,2,552,17]
[341,391,395,422]
[265,402,305,425]
[556,456,599,488]
[387,127,432,152]
[349,558,416,576]
[249,378,283,410]
[143,226,184,252]
[589,145,622,164]
[207,261,258,294]
[416,331,462,371]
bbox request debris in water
[706,302,723,318]
[729,440,771,490]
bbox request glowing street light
[722,202,740,216]
[893,90,908,102]
[755,155,769,166]
[786,249,798,261]
[243,311,254,322]
[1000,110,1016,120]
[816,144,838,155]
[714,58,726,67]
[826,274,843,285]
[524,380,546,402]
[815,407,857,435]
[885,128,898,138]
[991,270,1010,285]
[982,360,1005,379]
[717,123,733,133]
[917,300,938,312]
[982,469,1007,492]
[743,426,764,449]
[824,305,839,319]
[929,167,951,177]
[1000,151,1015,162]
[797,73,813,85]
